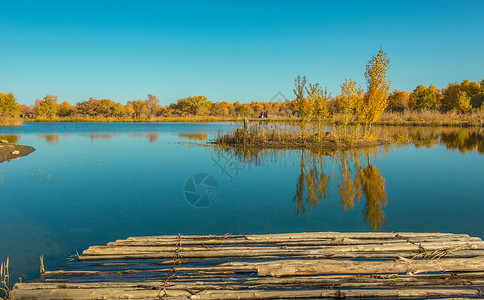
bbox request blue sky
[1,0,483,106]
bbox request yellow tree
[362,48,391,133]
[306,83,329,141]
[57,101,75,117]
[454,91,472,113]
[293,75,312,141]
[35,95,58,118]
[340,79,363,136]
[0,92,20,116]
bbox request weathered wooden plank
[258,257,484,277]
[83,241,482,254]
[107,236,482,247]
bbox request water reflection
[295,148,388,231]
[392,127,484,154]
[218,145,390,232]
[128,133,160,143]
[37,134,59,145]
[89,134,115,142]
[178,133,209,141]
[0,135,19,144]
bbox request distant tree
[35,94,58,118]
[145,94,161,117]
[361,48,391,131]
[19,104,33,116]
[386,90,409,112]
[409,85,436,110]
[236,103,254,116]
[218,101,233,116]
[98,99,116,116]
[57,101,75,117]
[454,91,472,113]
[0,92,20,116]
[186,95,209,115]
[111,103,126,117]
[250,101,264,114]
[127,100,147,119]
[441,79,481,112]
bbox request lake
[0,122,483,282]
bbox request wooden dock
[12,232,484,299]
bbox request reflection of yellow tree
[293,147,388,232]
[336,150,362,211]
[37,134,59,145]
[178,133,208,141]
[293,151,330,215]
[356,160,387,232]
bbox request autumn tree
[127,100,147,119]
[111,102,126,117]
[339,79,363,135]
[361,48,391,132]
[409,85,436,110]
[35,94,58,118]
[186,95,209,115]
[293,75,313,140]
[57,101,75,117]
[236,103,254,116]
[454,91,472,113]
[441,79,483,111]
[0,92,20,116]
[145,94,161,117]
[386,90,409,112]
[306,83,329,140]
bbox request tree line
[1,59,483,121]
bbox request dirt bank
[0,139,35,164]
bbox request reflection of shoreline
[178,133,208,141]
[390,126,483,154]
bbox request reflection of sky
[0,122,483,282]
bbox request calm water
[0,122,483,281]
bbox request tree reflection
[292,147,388,231]
[293,151,330,215]
[37,134,59,145]
[0,135,19,144]
[212,126,482,232]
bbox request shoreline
[14,116,484,127]
[0,140,36,164]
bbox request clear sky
[1,0,483,106]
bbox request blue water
[0,122,483,281]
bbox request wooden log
[11,288,191,300]
[12,287,483,300]
[124,232,470,241]
[77,242,483,262]
[107,236,482,247]
[82,241,483,255]
[257,257,484,277]
[186,288,484,299]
